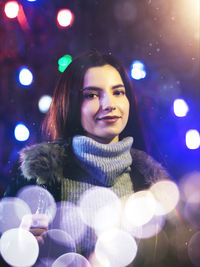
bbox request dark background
[0,0,200,197]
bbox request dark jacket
[4,140,171,200]
[3,141,185,267]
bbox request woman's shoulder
[130,148,171,187]
[19,140,72,185]
[3,140,71,199]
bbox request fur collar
[19,141,70,185]
[19,140,170,187]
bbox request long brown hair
[42,50,146,150]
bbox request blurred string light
[17,3,30,32]
[58,54,72,72]
[38,95,52,113]
[14,123,30,141]
[130,60,146,80]
[26,0,37,2]
[4,1,19,19]
[185,129,200,150]
[18,67,33,86]
[173,98,189,117]
[56,9,74,28]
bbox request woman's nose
[101,94,116,111]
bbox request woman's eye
[114,90,125,96]
[83,93,98,99]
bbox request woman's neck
[86,134,119,144]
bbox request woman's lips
[97,116,121,123]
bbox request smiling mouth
[97,116,121,122]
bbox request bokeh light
[185,129,200,149]
[130,60,146,80]
[173,98,189,117]
[123,190,156,227]
[0,197,31,234]
[126,213,166,239]
[56,202,87,244]
[38,95,52,113]
[95,228,137,267]
[52,253,91,267]
[0,228,39,266]
[14,123,30,141]
[184,192,200,229]
[58,54,72,72]
[4,1,19,19]
[179,172,200,202]
[39,229,76,266]
[89,252,111,266]
[79,187,121,231]
[18,67,33,86]
[188,231,200,267]
[150,180,180,215]
[17,185,57,223]
[57,9,74,28]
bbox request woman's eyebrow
[112,84,125,89]
[82,84,125,91]
[82,86,101,92]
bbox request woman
[4,50,171,263]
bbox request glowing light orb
[14,123,30,141]
[173,98,189,117]
[184,192,200,229]
[18,67,33,86]
[131,60,146,80]
[150,180,180,215]
[126,213,166,239]
[179,172,200,202]
[0,197,31,234]
[186,129,200,149]
[52,253,91,267]
[58,54,72,72]
[95,228,137,267]
[38,229,76,265]
[0,228,39,267]
[17,185,56,223]
[123,190,156,227]
[57,202,87,243]
[4,1,19,19]
[57,9,74,28]
[38,95,52,113]
[79,187,121,231]
[188,231,200,267]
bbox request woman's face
[81,64,130,143]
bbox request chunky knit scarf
[72,135,133,187]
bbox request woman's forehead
[83,64,123,88]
